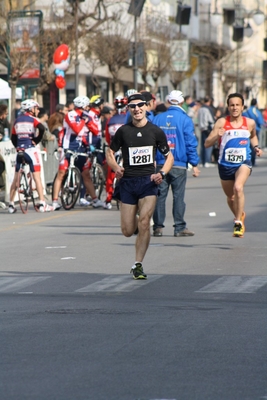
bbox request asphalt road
[1,156,267,400]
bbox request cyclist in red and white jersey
[52,96,104,210]
[87,95,104,147]
[8,99,54,213]
[86,95,107,168]
[103,96,127,209]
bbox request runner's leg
[233,165,251,221]
[120,202,138,237]
[220,179,235,217]
[135,195,157,262]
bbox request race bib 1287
[128,146,153,166]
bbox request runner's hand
[255,147,263,157]
[115,166,124,179]
[151,173,163,185]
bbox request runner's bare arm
[151,151,174,184]
[159,151,174,175]
[106,147,124,178]
[204,118,225,148]
[248,119,263,157]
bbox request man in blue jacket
[153,90,200,237]
[243,98,264,166]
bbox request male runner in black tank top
[106,93,174,279]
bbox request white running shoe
[8,204,17,214]
[103,201,112,210]
[79,198,91,206]
[39,203,54,212]
[52,202,62,211]
[92,198,104,208]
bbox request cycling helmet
[73,96,90,109]
[90,95,104,107]
[114,96,128,110]
[21,99,40,111]
[125,89,137,98]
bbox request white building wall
[2,0,266,106]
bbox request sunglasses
[128,101,146,109]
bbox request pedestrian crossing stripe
[0,275,267,294]
[0,276,50,293]
[76,275,163,293]
[196,276,267,294]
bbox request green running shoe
[130,263,147,280]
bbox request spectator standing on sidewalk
[0,105,9,190]
[153,90,200,237]
[0,104,10,141]
[182,95,193,114]
[198,96,215,167]
[140,91,156,122]
[55,103,68,116]
[48,110,64,140]
[38,108,56,144]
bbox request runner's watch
[159,171,166,179]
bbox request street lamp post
[133,15,138,90]
[128,0,146,90]
[74,0,79,97]
[67,0,84,97]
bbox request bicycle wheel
[92,163,105,199]
[60,167,81,210]
[29,174,39,212]
[17,170,29,213]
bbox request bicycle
[53,149,86,210]
[16,150,39,214]
[89,148,105,200]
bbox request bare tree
[89,32,130,92]
[0,0,124,121]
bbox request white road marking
[18,292,33,294]
[46,246,67,249]
[61,257,76,260]
[0,276,50,293]
[76,275,163,293]
[196,276,267,294]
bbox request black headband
[127,94,146,104]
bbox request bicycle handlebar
[53,147,105,162]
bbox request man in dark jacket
[153,90,200,237]
[0,104,10,141]
[0,105,9,188]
